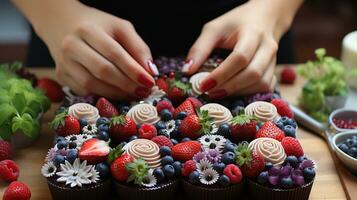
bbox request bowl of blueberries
[332,131,357,174]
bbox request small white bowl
[332,131,357,174]
[329,108,357,132]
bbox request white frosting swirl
[200,103,233,126]
[189,72,210,96]
[125,139,161,169]
[245,101,279,122]
[68,103,100,125]
[126,103,160,125]
[248,138,286,166]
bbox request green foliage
[197,109,214,135]
[107,143,125,164]
[125,159,150,186]
[298,48,355,122]
[0,63,50,141]
[234,143,253,167]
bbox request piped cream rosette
[126,103,160,125]
[200,103,233,126]
[68,103,100,125]
[189,72,210,96]
[248,137,286,166]
[245,101,279,122]
[124,139,161,169]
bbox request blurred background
[0,0,356,64]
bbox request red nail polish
[200,78,217,92]
[209,90,227,99]
[135,87,150,98]
[138,74,154,88]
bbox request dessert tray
[41,57,316,200]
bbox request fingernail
[148,60,159,76]
[200,78,217,92]
[182,59,193,73]
[209,89,227,99]
[138,74,154,88]
[135,87,150,97]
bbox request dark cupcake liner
[247,179,314,200]
[47,178,112,200]
[181,179,244,200]
[114,179,179,200]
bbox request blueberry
[53,154,65,166]
[161,156,174,165]
[347,147,357,158]
[171,139,178,145]
[217,123,230,137]
[95,163,109,178]
[298,156,308,162]
[281,176,294,188]
[175,119,182,126]
[153,168,165,182]
[181,138,191,142]
[218,175,231,186]
[257,171,269,185]
[170,126,180,138]
[287,118,297,128]
[129,135,138,141]
[57,140,68,149]
[284,125,296,138]
[163,164,175,178]
[224,142,237,153]
[188,171,200,184]
[303,167,316,181]
[96,117,110,126]
[97,131,110,141]
[97,124,109,132]
[136,124,142,130]
[346,139,357,148]
[79,118,88,128]
[172,161,182,176]
[53,136,65,145]
[160,109,173,121]
[338,143,349,153]
[275,121,285,130]
[155,121,166,131]
[285,156,298,168]
[66,149,78,163]
[279,117,290,125]
[68,141,77,149]
[160,146,171,156]
[176,112,187,120]
[213,162,226,174]
[222,152,235,164]
[120,106,130,114]
[264,162,274,171]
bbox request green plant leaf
[11,113,37,138]
[0,104,17,126]
[12,93,27,114]
[0,122,12,141]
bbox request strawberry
[79,138,110,164]
[271,98,294,118]
[50,113,80,136]
[168,80,191,103]
[223,164,242,183]
[181,160,197,177]
[111,153,134,182]
[156,100,175,114]
[187,97,203,109]
[179,110,213,139]
[230,113,257,142]
[138,124,157,139]
[0,140,12,161]
[0,160,19,182]
[109,115,137,143]
[234,143,264,178]
[3,181,31,200]
[281,67,296,84]
[156,78,169,93]
[171,141,201,162]
[36,78,64,102]
[174,99,196,118]
[281,137,304,157]
[151,136,173,148]
[96,97,119,118]
[256,121,285,141]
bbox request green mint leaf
[12,93,27,114]
[0,104,17,126]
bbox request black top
[26,0,295,66]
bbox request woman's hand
[13,0,158,99]
[183,0,303,98]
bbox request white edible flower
[82,125,98,135]
[56,159,95,188]
[41,162,57,178]
[199,168,219,185]
[141,169,157,188]
[196,158,213,173]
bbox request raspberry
[138,124,157,139]
[0,160,20,182]
[223,164,242,183]
[281,137,304,157]
[156,100,175,113]
[281,67,296,84]
[151,136,173,148]
[0,140,12,161]
[182,160,197,177]
[271,98,294,118]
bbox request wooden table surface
[0,67,348,200]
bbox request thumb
[183,26,220,75]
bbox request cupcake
[181,135,244,200]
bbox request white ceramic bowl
[332,131,357,174]
[329,108,357,132]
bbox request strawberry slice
[174,99,196,118]
[96,97,119,118]
[79,138,110,164]
[171,141,201,162]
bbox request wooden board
[0,67,348,200]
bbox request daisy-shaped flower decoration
[205,149,222,164]
[199,135,227,152]
[196,158,213,173]
[65,134,94,148]
[88,166,100,183]
[165,120,176,137]
[56,158,95,188]
[45,148,57,162]
[141,169,157,188]
[41,162,57,178]
[199,168,219,185]
[82,124,98,135]
[193,152,206,163]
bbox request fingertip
[148,60,159,76]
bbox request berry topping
[256,121,285,142]
[50,113,81,136]
[182,160,197,177]
[3,181,31,200]
[271,99,294,119]
[109,115,137,143]
[151,136,173,148]
[0,160,19,182]
[79,138,110,164]
[96,97,119,118]
[0,140,12,161]
[281,137,304,157]
[230,113,257,142]
[138,124,157,139]
[223,164,242,184]
[280,67,296,84]
[172,141,201,162]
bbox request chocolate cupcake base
[114,179,179,200]
[47,178,112,200]
[247,179,314,200]
[181,180,244,200]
